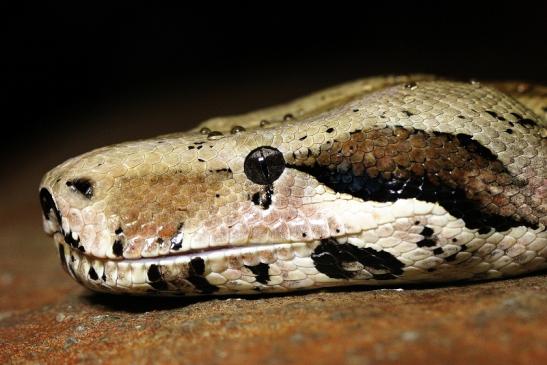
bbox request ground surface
[1,80,547,364]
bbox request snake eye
[66,178,94,199]
[244,146,285,185]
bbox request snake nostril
[39,188,62,223]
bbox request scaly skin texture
[39,76,547,296]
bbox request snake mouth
[53,232,325,295]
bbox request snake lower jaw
[52,233,334,295]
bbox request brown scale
[109,170,233,255]
[290,126,545,231]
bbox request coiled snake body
[40,75,547,295]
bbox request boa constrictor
[39,75,547,296]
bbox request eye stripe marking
[287,126,540,232]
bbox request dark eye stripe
[287,126,539,232]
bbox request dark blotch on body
[311,238,404,280]
[112,240,124,257]
[88,267,99,281]
[187,257,218,293]
[245,263,270,284]
[421,227,434,237]
[433,247,444,255]
[147,264,162,282]
[417,238,436,247]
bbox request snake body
[39,75,547,295]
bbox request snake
[39,75,547,296]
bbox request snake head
[38,124,362,262]
[39,80,547,294]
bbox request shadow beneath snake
[83,269,547,313]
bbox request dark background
[1,2,546,204]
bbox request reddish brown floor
[1,81,546,364]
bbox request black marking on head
[402,110,414,117]
[170,223,184,250]
[214,168,233,174]
[112,240,124,257]
[245,262,270,284]
[485,110,498,119]
[353,108,359,112]
[101,272,106,281]
[78,245,85,253]
[188,146,195,150]
[452,238,458,242]
[517,118,537,128]
[39,188,61,222]
[66,178,94,199]
[421,227,434,237]
[88,267,99,281]
[299,135,307,141]
[244,146,286,185]
[510,112,523,119]
[58,244,67,272]
[189,257,205,275]
[64,232,80,248]
[149,281,168,290]
[445,253,458,262]
[147,264,162,282]
[311,238,404,280]
[478,227,492,235]
[458,115,465,119]
[251,185,273,210]
[115,227,123,235]
[506,128,513,134]
[432,247,444,255]
[187,257,218,294]
[326,128,334,133]
[198,158,205,162]
[416,238,436,247]
[455,134,497,161]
